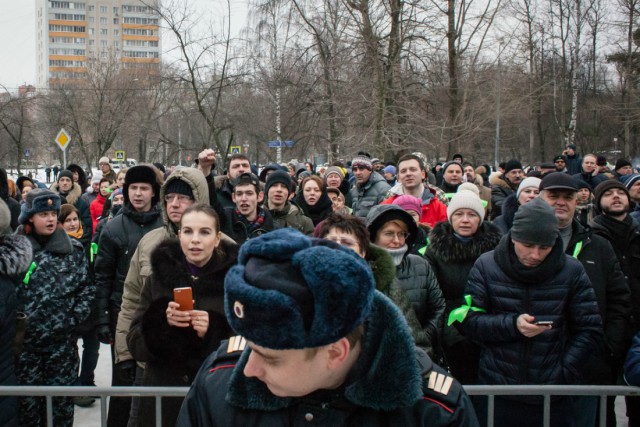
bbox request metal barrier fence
[1,385,640,427]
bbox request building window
[100,40,107,47]
[101,28,108,35]
[100,6,107,13]
[113,6,119,14]
[100,17,107,25]
[113,18,119,24]
[88,5,94,11]
[88,16,94,23]
[113,41,119,47]
[113,29,119,36]
[89,39,95,45]
[88,28,94,35]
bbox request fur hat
[447,189,485,222]
[504,159,523,174]
[594,179,630,210]
[123,165,160,206]
[391,195,422,215]
[351,153,373,171]
[516,177,541,199]
[265,170,293,196]
[224,228,375,350]
[511,197,558,247]
[19,189,61,225]
[57,170,74,183]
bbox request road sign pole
[63,150,67,169]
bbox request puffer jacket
[0,228,32,427]
[350,171,391,218]
[572,171,607,191]
[426,221,502,348]
[565,154,582,175]
[461,235,602,387]
[127,238,238,427]
[566,219,631,383]
[266,201,314,235]
[94,203,163,329]
[115,168,210,365]
[16,226,93,351]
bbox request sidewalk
[73,342,112,427]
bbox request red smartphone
[173,287,194,311]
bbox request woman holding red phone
[127,203,238,427]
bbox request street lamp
[495,40,504,173]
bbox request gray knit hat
[324,166,344,182]
[511,197,558,246]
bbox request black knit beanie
[165,179,194,199]
[265,170,293,196]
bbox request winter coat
[15,226,93,352]
[572,171,607,191]
[624,330,640,386]
[127,238,238,427]
[0,231,32,427]
[115,168,211,365]
[219,207,278,245]
[381,185,448,227]
[266,201,314,235]
[426,221,502,349]
[492,194,518,234]
[395,254,445,355]
[349,171,391,218]
[461,234,602,387]
[50,181,93,240]
[80,190,97,208]
[94,204,163,328]
[565,154,583,176]
[176,292,479,427]
[575,195,595,227]
[566,219,631,382]
[489,174,516,220]
[66,164,88,192]
[365,244,430,351]
[102,168,117,184]
[213,175,236,209]
[90,193,107,232]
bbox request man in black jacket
[591,179,640,427]
[177,228,478,427]
[94,165,163,427]
[539,173,631,427]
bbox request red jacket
[90,193,107,232]
[381,193,447,227]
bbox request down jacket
[625,330,640,386]
[350,171,391,218]
[0,214,32,427]
[127,237,238,427]
[94,204,163,329]
[489,174,516,220]
[461,235,602,387]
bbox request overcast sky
[0,0,250,91]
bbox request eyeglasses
[380,231,410,240]
[164,194,193,203]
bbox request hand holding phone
[173,287,194,311]
[534,320,554,327]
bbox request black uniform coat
[176,292,479,427]
[127,237,238,427]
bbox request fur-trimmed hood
[50,181,83,206]
[489,172,514,191]
[160,168,210,237]
[427,221,502,264]
[227,291,424,411]
[0,234,32,276]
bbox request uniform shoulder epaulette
[226,335,247,354]
[205,336,247,374]
[422,363,463,408]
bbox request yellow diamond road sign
[55,128,71,151]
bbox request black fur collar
[150,237,239,285]
[427,221,502,263]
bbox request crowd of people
[0,145,639,427]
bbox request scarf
[593,214,633,254]
[295,191,333,225]
[66,223,84,240]
[236,207,266,233]
[385,245,408,266]
[494,233,566,285]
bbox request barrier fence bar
[0,385,639,426]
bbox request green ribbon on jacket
[447,294,486,326]
[90,242,98,263]
[22,262,37,285]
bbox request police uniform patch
[226,335,247,354]
[427,371,454,396]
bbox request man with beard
[591,179,640,427]
[554,155,568,173]
[490,159,525,220]
[539,173,631,427]
[573,154,607,191]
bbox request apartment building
[35,0,160,88]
